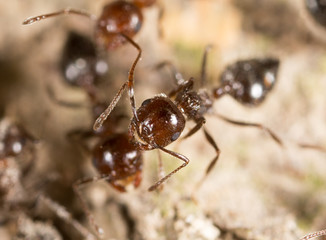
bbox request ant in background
[23,0,157,50]
[46,29,145,238]
[305,0,326,28]
[93,41,283,193]
[0,118,96,240]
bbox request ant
[49,29,144,192]
[305,0,326,28]
[0,118,96,240]
[93,42,283,193]
[45,31,146,238]
[23,0,157,50]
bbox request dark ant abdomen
[96,1,143,50]
[219,58,279,106]
[92,133,143,192]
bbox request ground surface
[1,0,326,239]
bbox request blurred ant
[45,30,145,238]
[305,0,326,28]
[23,0,157,50]
[300,228,326,240]
[0,118,96,240]
[93,41,283,193]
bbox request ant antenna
[93,34,142,131]
[22,8,97,25]
[300,228,326,240]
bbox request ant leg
[182,117,206,140]
[156,150,165,191]
[148,146,189,191]
[93,34,141,131]
[73,174,117,238]
[191,128,220,199]
[300,229,326,240]
[154,61,184,86]
[200,45,213,88]
[22,8,97,25]
[297,143,326,153]
[213,112,283,146]
[38,194,96,240]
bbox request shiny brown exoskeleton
[49,31,143,192]
[216,58,279,106]
[94,43,283,192]
[23,0,156,50]
[306,0,326,27]
[49,34,144,237]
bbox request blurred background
[1,0,326,239]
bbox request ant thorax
[173,80,213,121]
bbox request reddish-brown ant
[45,32,145,237]
[49,30,144,192]
[22,0,156,50]
[93,41,283,192]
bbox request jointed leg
[148,146,189,191]
[193,128,220,194]
[73,174,117,238]
[182,117,206,140]
[38,194,96,240]
[23,8,97,25]
[154,60,184,86]
[214,112,283,146]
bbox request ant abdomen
[96,1,143,50]
[134,95,186,147]
[60,31,108,87]
[217,58,280,106]
[92,133,143,192]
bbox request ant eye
[141,99,151,107]
[171,132,181,141]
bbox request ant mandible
[23,0,156,50]
[93,42,282,192]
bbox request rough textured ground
[1,0,326,239]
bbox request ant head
[92,133,143,192]
[306,0,326,27]
[133,0,156,8]
[96,1,143,50]
[60,31,108,87]
[135,95,186,147]
[219,58,280,106]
